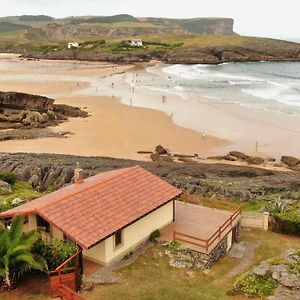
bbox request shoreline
[0,56,300,160]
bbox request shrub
[123,251,133,260]
[149,229,161,242]
[230,273,277,297]
[33,239,78,271]
[271,211,300,235]
[0,172,17,185]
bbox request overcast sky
[0,0,299,40]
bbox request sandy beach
[0,57,227,159]
[1,56,300,160]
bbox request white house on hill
[68,42,79,49]
[130,39,143,47]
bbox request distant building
[68,42,79,49]
[129,39,143,47]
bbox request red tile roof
[0,166,181,249]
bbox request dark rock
[228,151,250,160]
[281,156,300,167]
[246,157,265,165]
[155,145,168,155]
[0,91,54,112]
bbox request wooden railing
[59,284,85,300]
[174,194,242,254]
[48,250,84,299]
[181,193,241,211]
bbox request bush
[0,172,17,185]
[149,229,161,242]
[33,239,78,271]
[230,273,277,297]
[271,211,300,235]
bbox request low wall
[241,212,269,230]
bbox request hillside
[0,14,299,64]
[0,22,30,33]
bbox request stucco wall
[28,214,37,231]
[83,242,106,264]
[227,230,233,252]
[241,212,269,230]
[51,224,64,240]
[84,201,174,265]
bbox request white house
[129,39,143,47]
[68,42,79,49]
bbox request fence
[241,211,269,230]
[48,250,84,299]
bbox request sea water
[144,62,300,116]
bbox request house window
[36,215,50,233]
[115,229,123,247]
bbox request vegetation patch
[229,273,277,297]
[33,238,78,271]
[149,229,161,242]
[0,181,41,212]
[0,172,17,185]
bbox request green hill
[0,22,31,33]
[67,14,139,25]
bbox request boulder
[155,145,169,155]
[281,156,300,167]
[28,174,40,188]
[0,180,12,192]
[252,261,270,276]
[150,152,173,163]
[21,111,47,127]
[228,151,250,160]
[246,157,265,165]
[281,249,300,264]
[270,284,300,300]
[272,265,300,288]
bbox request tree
[0,215,47,288]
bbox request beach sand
[0,57,227,159]
[1,56,300,160]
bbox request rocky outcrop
[0,92,88,134]
[0,91,54,112]
[0,152,299,205]
[281,156,300,167]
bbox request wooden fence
[181,193,241,212]
[174,194,242,254]
[59,284,85,300]
[48,250,85,299]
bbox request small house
[129,39,143,47]
[0,166,181,266]
[68,42,79,49]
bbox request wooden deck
[159,200,241,254]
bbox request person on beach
[202,132,206,139]
[112,83,114,89]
